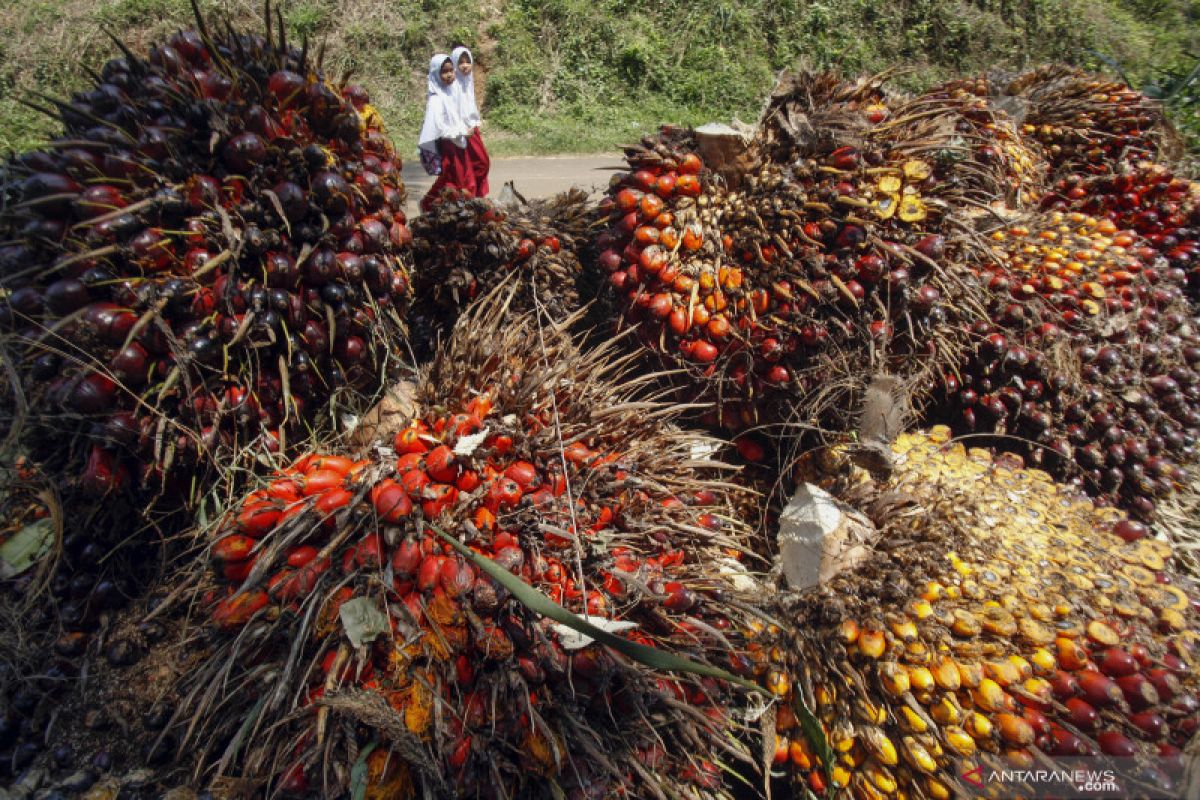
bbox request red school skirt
[467,127,490,198]
[421,138,476,213]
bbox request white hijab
[418,53,468,152]
[450,46,481,129]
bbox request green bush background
[0,0,1196,157]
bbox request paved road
[400,154,623,218]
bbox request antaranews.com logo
[958,757,1182,799]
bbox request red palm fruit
[690,341,719,363]
[352,534,384,570]
[287,545,319,568]
[301,469,344,496]
[655,174,677,198]
[1147,669,1181,702]
[676,174,702,197]
[615,188,640,212]
[394,427,428,454]
[456,469,481,492]
[488,477,523,509]
[440,558,475,597]
[639,193,665,220]
[315,488,353,518]
[1098,648,1138,677]
[1077,670,1123,707]
[1065,696,1098,729]
[268,480,301,502]
[1112,519,1149,542]
[422,483,458,518]
[1097,731,1137,757]
[504,461,538,488]
[212,591,268,629]
[395,452,424,473]
[736,437,766,462]
[1117,674,1160,710]
[237,503,281,537]
[417,555,445,591]
[213,534,256,562]
[391,538,423,579]
[632,170,657,192]
[634,225,660,246]
[222,555,257,583]
[401,469,430,496]
[371,479,412,522]
[81,445,129,494]
[426,445,459,483]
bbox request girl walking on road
[450,46,491,197]
[418,53,475,212]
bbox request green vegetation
[0,0,1197,157]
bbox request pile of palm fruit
[409,189,590,356]
[0,8,412,504]
[181,301,760,798]
[765,428,1200,798]
[2,3,1200,797]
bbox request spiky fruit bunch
[928,210,1199,522]
[409,191,589,357]
[946,66,1178,174]
[0,11,411,499]
[592,126,983,450]
[1040,164,1200,301]
[765,427,1200,798]
[184,300,757,798]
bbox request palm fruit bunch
[409,190,590,357]
[762,427,1200,798]
[591,119,986,456]
[181,298,758,798]
[943,65,1180,174]
[0,6,412,501]
[928,209,1199,523]
[1040,163,1200,301]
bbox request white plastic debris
[776,483,875,590]
[551,619,639,651]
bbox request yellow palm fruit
[879,662,910,696]
[971,678,1008,712]
[860,727,899,767]
[898,706,929,733]
[908,666,936,694]
[768,429,1200,799]
[931,658,961,691]
[943,725,977,757]
[901,737,937,774]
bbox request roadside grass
[0,0,1196,158]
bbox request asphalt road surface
[400,154,623,218]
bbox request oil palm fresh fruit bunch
[0,5,412,503]
[950,66,1180,175]
[180,297,759,798]
[590,123,985,459]
[763,427,1200,798]
[929,210,1199,522]
[1041,164,1200,301]
[409,190,589,358]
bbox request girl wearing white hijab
[418,53,475,212]
[450,45,491,197]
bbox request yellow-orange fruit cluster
[766,427,1199,798]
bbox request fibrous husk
[175,290,761,798]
